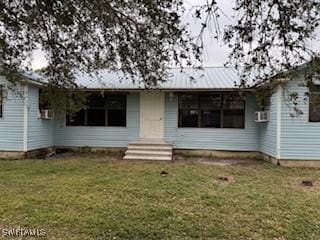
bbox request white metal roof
[75,67,241,90]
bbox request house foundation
[0,151,25,160]
[174,149,261,159]
[2,147,320,168]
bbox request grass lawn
[0,154,320,240]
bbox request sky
[31,0,234,70]
[183,0,234,66]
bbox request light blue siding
[164,93,260,151]
[259,90,278,158]
[280,75,320,160]
[27,85,54,150]
[2,75,320,162]
[54,93,140,148]
[0,77,24,151]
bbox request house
[0,66,320,167]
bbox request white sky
[183,0,234,66]
[31,0,234,70]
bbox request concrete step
[135,138,168,143]
[124,139,173,161]
[123,155,172,161]
[130,142,172,147]
[125,150,172,156]
[127,145,172,151]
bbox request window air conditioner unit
[38,109,54,120]
[255,111,269,122]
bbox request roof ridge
[169,66,234,69]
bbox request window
[179,95,199,127]
[178,93,245,128]
[107,95,126,126]
[309,85,320,122]
[200,95,222,128]
[223,94,245,128]
[68,109,85,126]
[39,89,50,110]
[0,85,3,118]
[87,95,106,126]
[66,93,126,126]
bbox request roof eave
[72,87,255,92]
[19,72,45,87]
[19,78,45,87]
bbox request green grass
[0,154,320,239]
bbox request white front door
[140,92,165,139]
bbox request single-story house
[0,66,319,167]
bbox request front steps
[123,139,173,161]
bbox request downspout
[276,84,282,162]
[23,84,29,152]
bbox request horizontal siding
[54,93,140,147]
[0,77,24,151]
[2,77,318,160]
[259,89,278,157]
[164,93,260,151]
[280,75,320,160]
[27,85,54,150]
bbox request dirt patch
[173,154,262,166]
[288,177,319,192]
[217,175,235,183]
[197,158,262,166]
[45,151,78,160]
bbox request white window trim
[23,85,29,152]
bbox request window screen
[0,85,3,118]
[66,93,126,126]
[178,93,245,128]
[309,85,320,122]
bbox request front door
[140,92,165,139]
